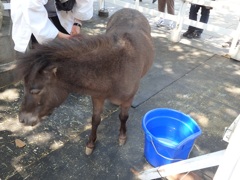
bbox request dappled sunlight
[163,67,174,74]
[189,112,209,128]
[26,132,53,145]
[84,25,105,35]
[177,55,187,60]
[1,107,36,140]
[0,117,37,135]
[192,51,203,56]
[49,140,64,151]
[82,117,93,131]
[233,69,240,76]
[95,24,105,28]
[151,31,168,38]
[176,93,190,100]
[0,117,21,132]
[202,64,211,69]
[68,134,81,143]
[169,45,185,52]
[224,108,238,118]
[0,104,11,111]
[0,88,20,102]
[225,86,240,95]
[153,63,163,69]
[180,38,193,47]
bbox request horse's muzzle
[19,112,40,126]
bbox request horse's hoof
[119,137,127,146]
[85,147,93,155]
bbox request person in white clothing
[11,0,94,53]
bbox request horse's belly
[108,98,122,106]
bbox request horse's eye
[30,89,41,94]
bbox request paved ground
[1,1,240,180]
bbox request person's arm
[23,0,70,44]
[69,0,93,36]
[73,0,94,21]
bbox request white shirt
[10,0,94,52]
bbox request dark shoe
[192,31,201,39]
[183,31,194,39]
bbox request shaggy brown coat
[17,8,155,154]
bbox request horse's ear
[43,66,58,78]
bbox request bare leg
[86,97,104,155]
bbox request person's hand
[71,25,81,36]
[57,32,71,39]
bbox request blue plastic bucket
[142,108,202,167]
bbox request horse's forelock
[17,49,52,80]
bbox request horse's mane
[16,34,119,79]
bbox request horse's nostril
[31,121,38,126]
[19,118,24,123]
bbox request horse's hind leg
[118,99,133,146]
[86,98,104,155]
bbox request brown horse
[17,8,155,155]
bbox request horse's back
[106,8,154,78]
[106,8,151,36]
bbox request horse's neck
[56,35,116,94]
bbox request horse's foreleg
[118,100,132,146]
[86,98,104,155]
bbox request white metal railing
[170,0,240,61]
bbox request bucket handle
[150,136,184,161]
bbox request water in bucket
[142,108,202,167]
